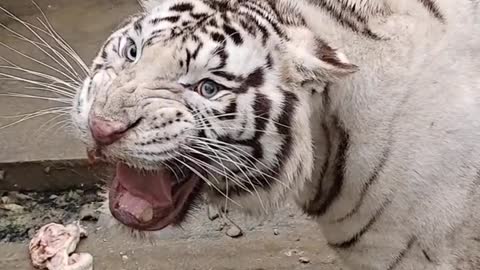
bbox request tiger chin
[71,0,480,269]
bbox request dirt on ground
[0,188,103,243]
[0,187,344,270]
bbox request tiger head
[72,0,357,231]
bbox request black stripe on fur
[170,3,195,12]
[387,236,418,270]
[233,67,265,94]
[418,0,445,22]
[302,123,331,215]
[312,119,349,216]
[310,0,381,39]
[273,89,299,178]
[335,146,391,222]
[225,90,300,196]
[329,198,392,249]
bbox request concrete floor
[0,202,343,270]
[0,224,341,270]
[0,1,343,269]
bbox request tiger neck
[292,0,452,215]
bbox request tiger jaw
[87,139,209,231]
[108,163,204,231]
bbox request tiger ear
[285,28,358,88]
[138,0,167,11]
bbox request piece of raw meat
[29,222,93,270]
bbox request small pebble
[225,224,243,238]
[1,196,11,204]
[49,195,58,200]
[284,249,301,257]
[319,255,336,264]
[67,190,81,201]
[215,222,226,231]
[10,191,32,201]
[299,257,311,264]
[80,203,99,221]
[0,203,24,212]
[273,229,280,236]
[0,170,5,180]
[44,167,51,174]
[121,255,129,262]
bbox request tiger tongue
[113,164,174,223]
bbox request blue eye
[198,80,220,98]
[124,39,138,62]
[126,44,137,61]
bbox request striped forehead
[95,0,282,76]
[93,1,216,69]
[141,1,276,76]
[178,20,271,81]
[140,0,216,42]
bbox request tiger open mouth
[108,163,203,231]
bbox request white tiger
[67,0,480,269]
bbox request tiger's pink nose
[89,116,128,145]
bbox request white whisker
[189,136,282,178]
[0,63,79,89]
[0,40,81,85]
[173,154,242,208]
[0,66,77,97]
[182,144,253,195]
[33,113,69,137]
[189,136,290,194]
[32,1,90,75]
[0,6,81,81]
[47,118,73,134]
[191,126,279,136]
[0,106,70,118]
[189,140,267,211]
[0,108,69,130]
[161,162,181,184]
[0,93,71,104]
[200,113,291,129]
[23,86,75,97]
[0,72,76,98]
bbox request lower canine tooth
[139,207,154,223]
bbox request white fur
[295,0,480,269]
